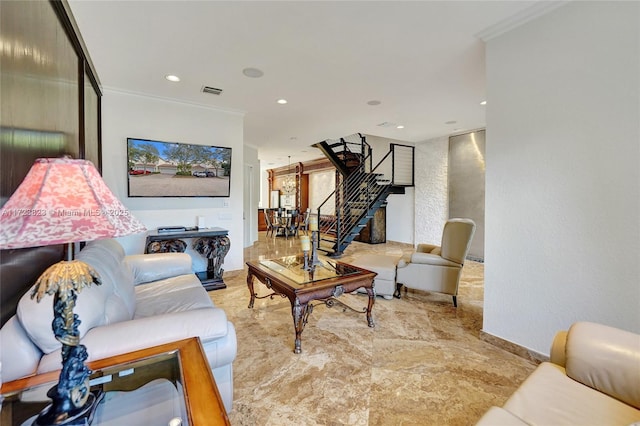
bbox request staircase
[312,133,414,257]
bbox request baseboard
[479,330,549,364]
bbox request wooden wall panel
[0,0,102,326]
[0,0,80,202]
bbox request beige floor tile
[212,232,535,425]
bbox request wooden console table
[146,228,230,291]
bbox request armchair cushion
[416,243,440,254]
[408,252,461,268]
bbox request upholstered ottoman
[349,254,400,300]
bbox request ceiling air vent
[202,86,223,95]
[377,121,396,128]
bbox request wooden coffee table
[246,255,377,353]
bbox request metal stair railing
[316,141,414,256]
[312,133,372,177]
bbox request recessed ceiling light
[445,120,457,125]
[396,125,405,129]
[277,99,288,104]
[165,75,180,82]
[243,67,264,78]
[367,100,381,106]
[480,100,487,105]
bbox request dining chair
[263,209,275,237]
[272,209,288,238]
[286,209,300,238]
[298,208,311,235]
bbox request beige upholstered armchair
[395,218,476,307]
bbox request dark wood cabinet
[355,207,386,244]
[258,209,268,231]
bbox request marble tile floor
[209,232,536,425]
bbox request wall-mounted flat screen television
[127,137,232,197]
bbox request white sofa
[0,239,237,412]
[476,322,640,425]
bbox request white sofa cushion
[16,239,135,354]
[16,267,113,354]
[125,253,192,285]
[78,239,136,318]
[0,316,42,381]
[134,275,214,318]
[475,406,527,425]
[37,308,230,374]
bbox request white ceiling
[67,1,541,168]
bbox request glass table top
[259,254,361,284]
[2,349,189,426]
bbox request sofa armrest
[0,316,43,382]
[565,321,640,409]
[550,330,568,367]
[37,308,229,374]
[125,253,193,285]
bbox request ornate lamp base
[30,259,102,426]
[34,389,103,426]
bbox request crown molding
[476,1,569,42]
[103,86,246,116]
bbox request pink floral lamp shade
[0,158,146,249]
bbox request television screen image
[127,138,232,197]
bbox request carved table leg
[146,239,187,254]
[247,272,256,309]
[193,236,230,280]
[292,298,312,354]
[365,286,376,328]
[193,236,230,290]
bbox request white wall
[414,136,449,246]
[244,145,260,247]
[484,1,640,355]
[101,89,245,272]
[259,168,269,208]
[309,169,335,212]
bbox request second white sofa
[476,322,640,425]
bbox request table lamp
[0,158,146,425]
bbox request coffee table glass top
[259,254,361,284]
[2,349,189,426]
